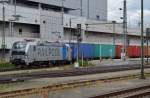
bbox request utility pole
[9,0,16,37]
[69,19,72,43]
[2,1,6,61]
[38,2,42,39]
[122,0,127,61]
[14,0,16,15]
[146,28,150,65]
[112,21,116,45]
[69,18,76,43]
[61,0,65,40]
[80,0,82,16]
[0,0,9,61]
[87,0,89,19]
[61,0,64,26]
[75,24,82,68]
[141,0,145,79]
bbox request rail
[0,71,150,98]
[91,84,150,98]
[0,64,150,84]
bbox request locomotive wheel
[16,64,26,69]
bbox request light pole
[122,0,127,61]
[61,0,65,26]
[141,0,145,79]
[112,21,116,45]
[76,24,82,67]
[80,0,82,16]
[119,0,127,61]
[38,1,42,39]
[87,0,89,19]
[146,28,150,65]
[61,0,65,41]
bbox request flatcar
[10,41,72,66]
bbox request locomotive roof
[13,41,70,47]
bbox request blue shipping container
[70,43,95,59]
[79,43,95,59]
[62,46,67,60]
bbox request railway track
[0,64,150,84]
[91,84,150,98]
[0,61,145,72]
[0,70,150,98]
[0,66,55,72]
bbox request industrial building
[24,0,108,20]
[0,0,146,60]
[0,0,107,47]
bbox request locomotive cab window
[13,42,27,49]
[33,46,36,51]
[19,28,22,35]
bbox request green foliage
[0,61,16,69]
[78,60,95,67]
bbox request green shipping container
[94,44,116,58]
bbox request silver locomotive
[10,41,72,66]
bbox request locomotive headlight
[10,56,13,60]
[25,54,28,58]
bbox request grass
[0,61,16,69]
[78,60,95,67]
[0,84,10,92]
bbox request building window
[127,38,130,46]
[33,46,36,51]
[43,20,46,24]
[19,28,22,35]
[35,19,38,23]
[96,15,100,20]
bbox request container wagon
[127,46,140,58]
[94,44,116,59]
[69,43,95,60]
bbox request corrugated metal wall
[40,10,63,41]
[27,0,107,21]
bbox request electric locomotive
[10,41,72,66]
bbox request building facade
[0,0,108,48]
[26,0,108,21]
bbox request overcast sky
[108,0,150,27]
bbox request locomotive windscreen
[11,42,27,55]
[13,42,27,50]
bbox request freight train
[10,41,149,66]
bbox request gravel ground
[89,58,150,66]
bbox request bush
[78,60,95,67]
[0,61,16,69]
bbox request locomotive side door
[26,45,36,64]
[30,45,37,62]
[36,45,45,61]
[32,45,37,62]
[67,47,72,61]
